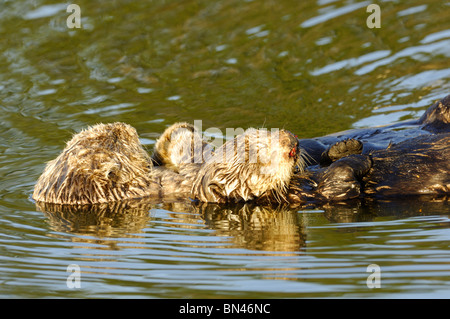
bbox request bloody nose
[289,147,297,157]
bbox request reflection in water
[321,196,450,224]
[37,199,307,253]
[196,203,306,252]
[37,199,154,236]
[36,196,450,254]
[36,200,155,250]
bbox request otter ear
[107,170,117,182]
[106,163,122,182]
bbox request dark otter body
[363,133,449,197]
[288,133,450,204]
[287,95,450,204]
[298,94,450,166]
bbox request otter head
[32,122,153,205]
[152,122,214,171]
[191,128,303,203]
[419,95,450,133]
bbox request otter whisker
[299,149,313,168]
[191,128,298,204]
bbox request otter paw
[317,162,362,201]
[321,138,363,164]
[317,154,371,201]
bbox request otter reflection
[194,203,306,252]
[36,199,154,238]
[37,196,449,252]
[320,196,450,224]
[38,199,307,252]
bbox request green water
[0,0,449,298]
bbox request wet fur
[289,132,450,203]
[32,123,155,205]
[364,133,450,196]
[191,128,301,203]
[152,122,213,171]
[32,123,201,205]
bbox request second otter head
[152,122,214,171]
[191,128,304,203]
[32,122,154,205]
[419,95,450,133]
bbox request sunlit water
[0,0,449,298]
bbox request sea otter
[32,122,202,205]
[32,122,299,205]
[191,128,301,203]
[32,94,450,205]
[286,94,450,203]
[190,94,450,204]
[287,132,450,204]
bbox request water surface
[0,0,449,298]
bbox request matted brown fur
[191,128,303,203]
[152,122,213,171]
[33,122,305,206]
[32,122,155,205]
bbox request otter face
[32,123,153,205]
[191,128,302,203]
[420,95,450,133]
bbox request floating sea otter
[189,94,449,203]
[32,121,299,205]
[32,122,201,205]
[287,94,450,204]
[32,94,450,205]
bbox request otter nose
[280,129,300,158]
[289,147,297,157]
